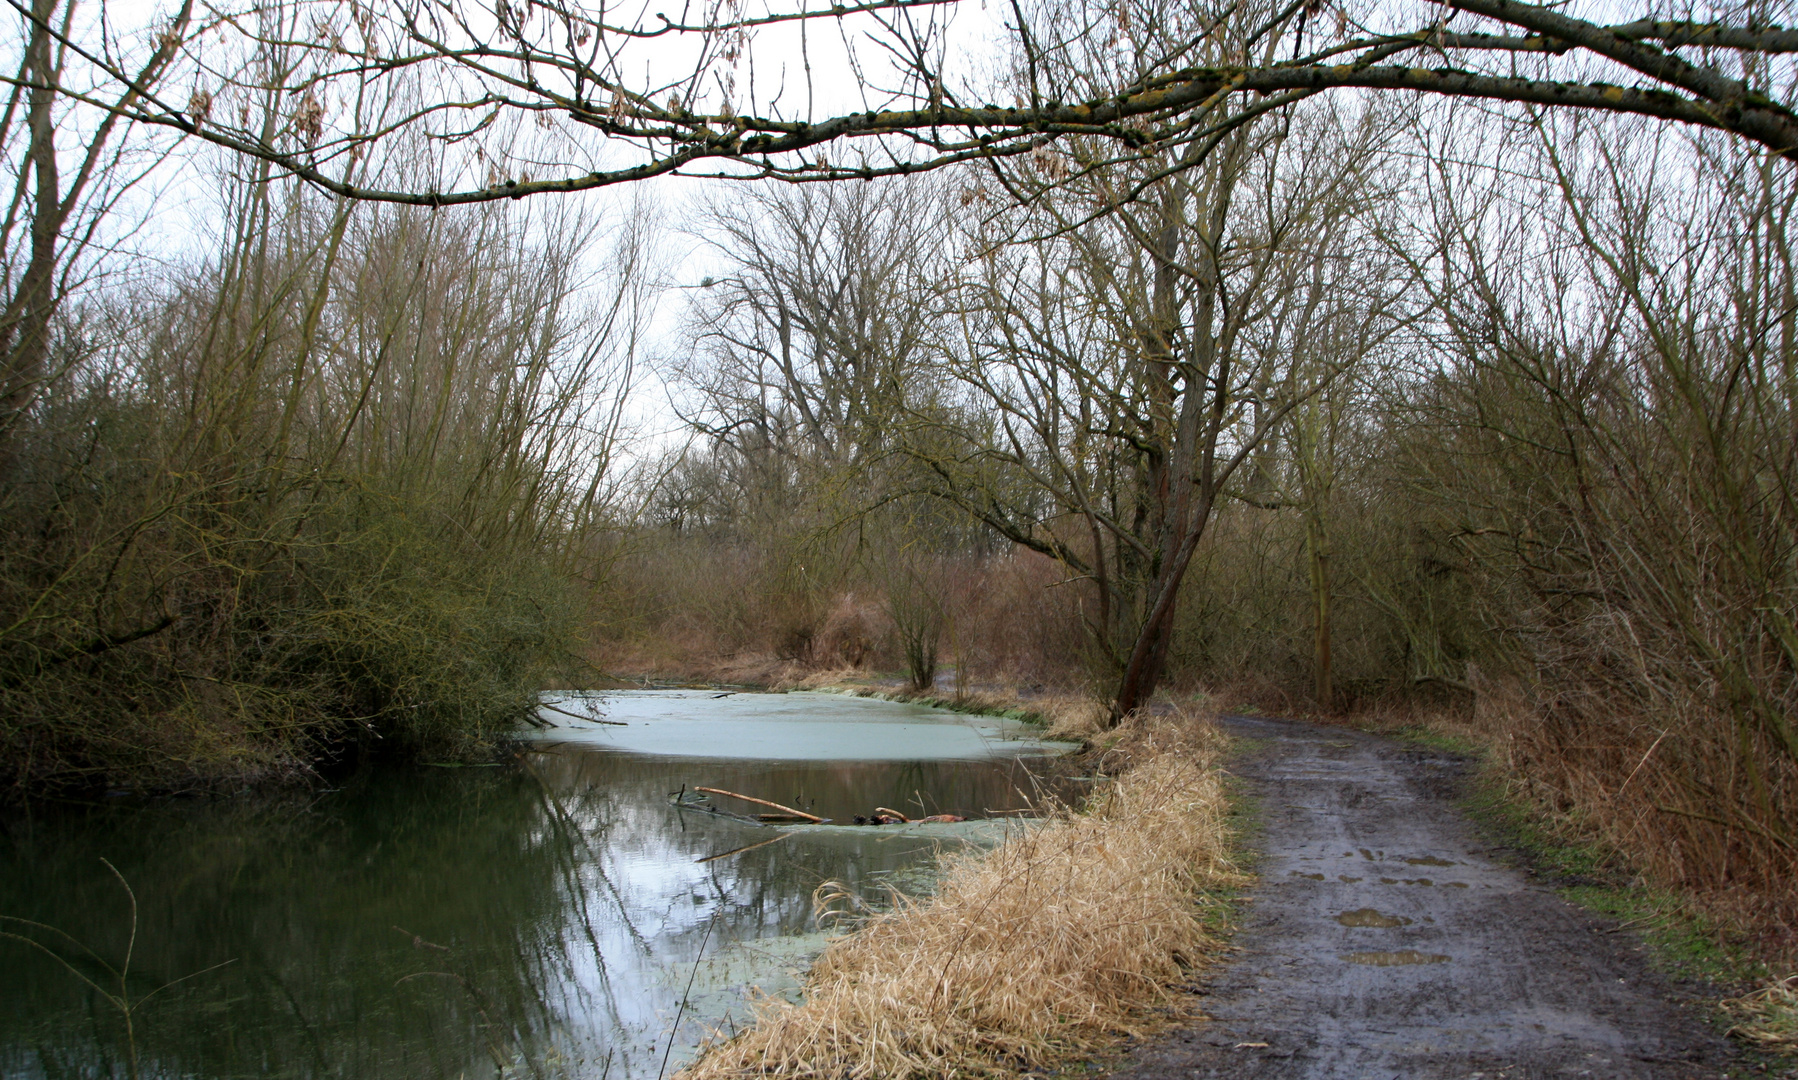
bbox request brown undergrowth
[679,707,1241,1080]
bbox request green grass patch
[1560,884,1755,984]
[1218,771,1266,875]
[1374,722,1484,759]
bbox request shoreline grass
[678,707,1242,1080]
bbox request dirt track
[1103,715,1757,1080]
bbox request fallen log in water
[670,786,766,825]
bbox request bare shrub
[0,181,639,791]
[813,594,886,670]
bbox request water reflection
[0,693,1066,1080]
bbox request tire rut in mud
[1102,714,1751,1080]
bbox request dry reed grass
[680,707,1240,1080]
[1723,975,1798,1053]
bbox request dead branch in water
[695,786,823,822]
[696,833,795,864]
[539,702,628,726]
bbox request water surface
[0,690,1070,1080]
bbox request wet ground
[1104,715,1757,1080]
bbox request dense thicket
[0,175,636,791]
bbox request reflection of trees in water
[535,749,1064,824]
[0,769,592,1079]
[0,748,1065,1079]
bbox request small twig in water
[696,833,795,863]
[658,911,719,1080]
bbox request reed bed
[681,710,1240,1080]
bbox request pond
[0,690,1074,1080]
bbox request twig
[696,833,794,863]
[671,794,769,827]
[1654,803,1798,851]
[658,911,719,1080]
[1611,729,1668,800]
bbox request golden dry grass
[680,708,1240,1080]
[1724,974,1798,1053]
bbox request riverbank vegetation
[0,102,645,789]
[681,708,1238,1080]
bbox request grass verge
[679,708,1242,1080]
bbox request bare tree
[0,0,191,444]
[677,177,953,478]
[914,27,1409,717]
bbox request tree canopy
[18,0,1798,206]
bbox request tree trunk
[1110,491,1217,718]
[1307,509,1333,711]
[0,0,66,438]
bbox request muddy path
[1104,714,1754,1080]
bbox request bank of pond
[0,690,1077,1080]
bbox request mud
[1103,715,1754,1080]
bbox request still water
[0,691,1071,1080]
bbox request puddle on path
[1407,855,1458,867]
[1342,949,1452,966]
[1335,908,1412,928]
